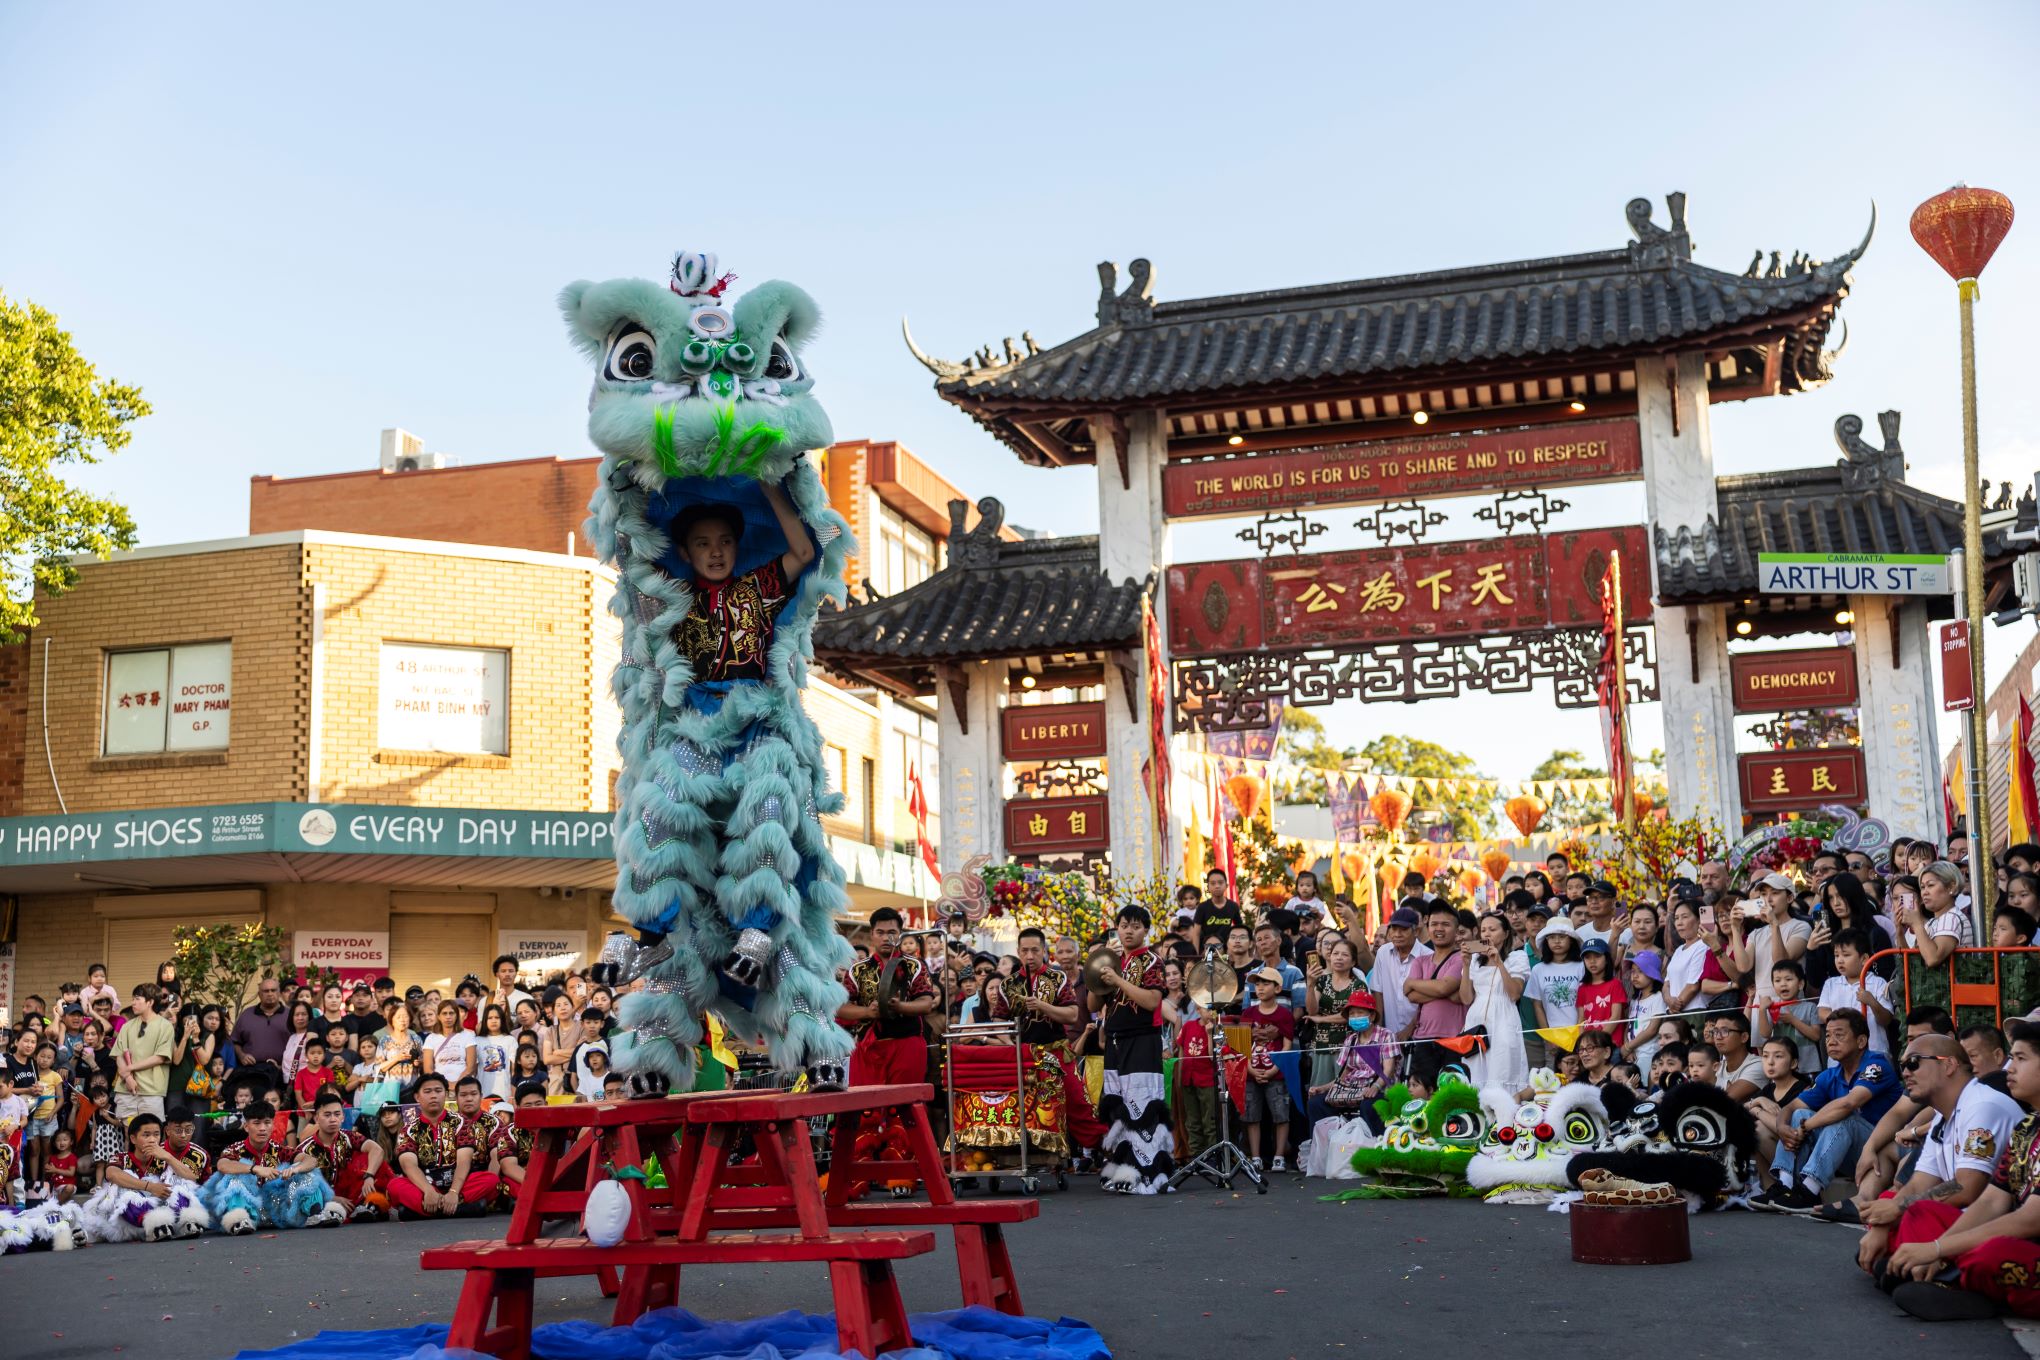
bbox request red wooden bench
[422,1231,933,1360]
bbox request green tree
[1277,708,1355,805]
[1529,748,1608,832]
[1,292,147,642]
[170,922,335,1010]
[1358,735,1490,839]
[1529,749,1605,782]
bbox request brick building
[0,432,997,1017]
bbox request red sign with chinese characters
[1166,527,1652,658]
[1161,419,1643,520]
[1729,647,1859,714]
[1004,795,1110,854]
[1738,748,1868,811]
[1001,701,1107,761]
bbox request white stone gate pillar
[937,661,1005,868]
[1851,595,1944,841]
[1637,352,1743,829]
[1094,408,1185,882]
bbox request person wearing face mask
[1305,991,1388,1132]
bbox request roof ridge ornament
[901,318,971,380]
[1625,193,1692,268]
[1096,259,1156,326]
[946,496,1006,570]
[1834,411,1906,490]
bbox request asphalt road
[0,1178,2019,1360]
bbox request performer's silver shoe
[722,927,774,987]
[803,1059,848,1092]
[596,929,675,985]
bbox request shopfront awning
[0,802,616,894]
[0,801,940,908]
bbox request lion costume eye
[1441,1111,1488,1143]
[764,340,800,382]
[1674,1109,1727,1147]
[603,326,657,382]
[1564,1113,1599,1145]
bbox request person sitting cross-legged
[1855,1034,2023,1283]
[1885,1021,2040,1320]
[1753,1008,1901,1213]
[492,1080,552,1209]
[388,1072,498,1220]
[295,1088,387,1221]
[199,1099,343,1232]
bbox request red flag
[1210,775,1236,902]
[906,764,939,876]
[1142,594,1172,856]
[2013,694,2040,846]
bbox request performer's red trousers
[388,1172,500,1216]
[1065,1065,1106,1151]
[1893,1199,2040,1317]
[851,1034,927,1088]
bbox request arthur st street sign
[1756,552,1952,596]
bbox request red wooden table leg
[675,1123,730,1241]
[503,1129,558,1245]
[981,1223,1023,1315]
[904,1101,955,1204]
[445,1269,497,1352]
[491,1267,535,1360]
[826,1106,864,1208]
[829,1258,913,1360]
[772,1118,832,1238]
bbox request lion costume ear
[733,280,822,354]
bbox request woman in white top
[421,1000,477,1082]
[1903,861,1972,966]
[1456,911,1530,1094]
[1664,900,1734,1015]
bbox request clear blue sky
[4,2,2037,782]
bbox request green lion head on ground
[560,250,830,490]
[1330,1078,1488,1200]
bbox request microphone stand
[1169,943,1266,1194]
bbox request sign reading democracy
[1757,552,1952,596]
[1729,646,1859,714]
[1161,419,1643,519]
[1167,526,1651,658]
[0,802,613,868]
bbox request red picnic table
[421,1082,1037,1360]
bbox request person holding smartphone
[1731,873,1812,1037]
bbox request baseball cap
[1581,939,1612,957]
[1387,906,1421,928]
[1526,901,1553,920]
[1249,966,1285,987]
[1756,872,1795,892]
[1345,990,1382,1012]
[1587,879,1617,897]
[1630,949,1664,982]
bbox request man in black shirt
[1194,870,1247,951]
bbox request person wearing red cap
[1306,990,1388,1132]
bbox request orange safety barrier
[1862,945,2040,1030]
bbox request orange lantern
[1253,883,1288,907]
[1410,849,1442,883]
[1369,787,1412,838]
[1481,847,1513,882]
[1379,859,1405,901]
[1504,795,1547,838]
[1341,851,1365,883]
[1631,790,1656,821]
[1224,773,1265,823]
[1457,867,1485,896]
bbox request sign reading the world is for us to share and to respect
[0,802,613,867]
[1757,552,1953,596]
[1160,419,1644,519]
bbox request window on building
[824,743,850,801]
[104,642,232,755]
[890,706,940,857]
[876,504,936,596]
[861,758,878,845]
[378,643,509,754]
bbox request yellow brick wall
[20,543,310,813]
[307,541,616,812]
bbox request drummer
[836,908,938,1087]
[988,927,1081,1168]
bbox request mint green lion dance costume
[1322,1078,1488,1200]
[565,250,856,1093]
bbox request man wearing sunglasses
[1885,1023,2040,1321]
[1855,1034,2022,1284]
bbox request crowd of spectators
[4,835,2038,1322]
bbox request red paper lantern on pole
[1911,185,2015,288]
[1912,183,2014,941]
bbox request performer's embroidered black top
[678,561,791,682]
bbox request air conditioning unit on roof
[379,427,445,473]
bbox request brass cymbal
[1185,959,1239,1007]
[1080,947,1120,1001]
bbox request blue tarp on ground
[226,1306,1111,1360]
